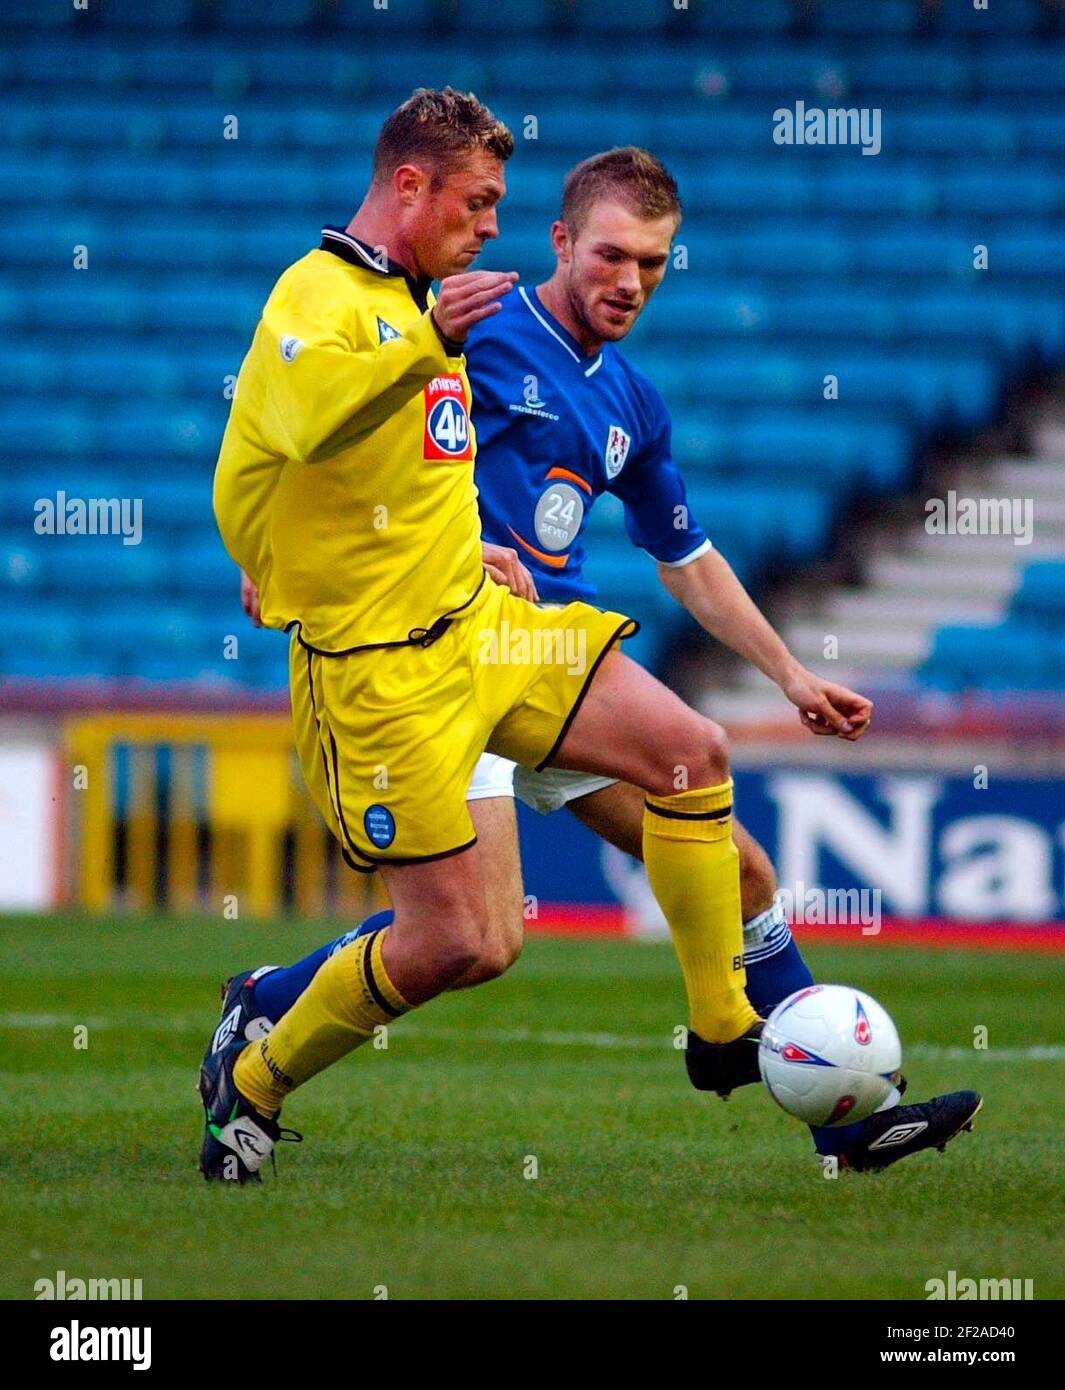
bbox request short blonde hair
[373,87,514,188]
[562,146,681,235]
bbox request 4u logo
[424,376,473,460]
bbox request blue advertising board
[517,768,1065,925]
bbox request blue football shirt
[466,285,710,603]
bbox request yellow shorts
[289,579,637,868]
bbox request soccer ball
[758,985,902,1127]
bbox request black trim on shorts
[290,572,488,658]
[533,617,640,773]
[351,835,479,869]
[328,728,381,870]
[644,801,733,822]
[358,928,403,1017]
[304,646,378,873]
[340,847,377,875]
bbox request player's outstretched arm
[657,548,872,741]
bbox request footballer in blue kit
[212,143,979,1177]
[467,281,709,604]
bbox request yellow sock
[233,928,410,1116]
[643,779,761,1044]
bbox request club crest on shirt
[377,317,401,343]
[604,424,631,477]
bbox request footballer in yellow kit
[214,225,635,868]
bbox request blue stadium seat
[994,230,1065,276]
[858,229,976,279]
[3,0,79,29]
[684,165,811,215]
[216,0,318,27]
[568,0,674,35]
[1014,109,1065,154]
[935,0,1042,35]
[940,168,1061,217]
[0,608,80,663]
[0,407,94,458]
[0,542,44,594]
[843,51,970,97]
[482,49,611,97]
[813,166,936,219]
[701,51,846,97]
[900,294,1043,366]
[337,0,439,32]
[686,482,835,564]
[33,540,171,593]
[815,0,916,37]
[449,0,555,33]
[1011,561,1065,624]
[113,0,202,27]
[979,48,1065,95]
[688,0,793,37]
[920,621,1054,691]
[724,412,911,494]
[890,108,1015,155]
[0,154,80,204]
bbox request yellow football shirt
[213,227,484,652]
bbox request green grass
[2,913,1062,1300]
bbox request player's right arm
[258,268,516,465]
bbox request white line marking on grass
[1,1013,1063,1061]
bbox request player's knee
[648,717,730,795]
[466,931,523,985]
[699,719,731,784]
[423,907,488,987]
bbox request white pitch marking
[0,1013,1062,1061]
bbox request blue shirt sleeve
[608,384,711,565]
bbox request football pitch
[3,913,1062,1301]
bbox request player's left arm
[658,548,872,741]
[614,383,870,740]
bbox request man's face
[554,199,676,343]
[401,152,506,280]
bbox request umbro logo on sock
[869,1121,928,1150]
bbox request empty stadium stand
[3,0,1064,694]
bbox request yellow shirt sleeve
[257,278,454,466]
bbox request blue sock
[742,900,866,1156]
[252,909,395,1022]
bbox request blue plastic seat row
[920,620,1065,691]
[5,35,1065,103]
[5,90,1065,162]
[0,406,225,459]
[640,288,1060,366]
[9,0,1060,39]
[636,347,999,431]
[1011,561,1065,624]
[8,151,1064,222]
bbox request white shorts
[467,751,616,815]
